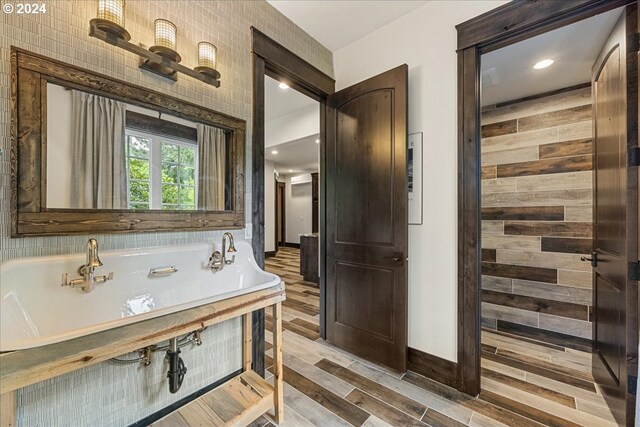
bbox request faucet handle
[94,272,114,285]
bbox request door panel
[326,65,408,371]
[591,5,639,424]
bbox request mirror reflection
[46,83,231,211]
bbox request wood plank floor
[154,248,620,427]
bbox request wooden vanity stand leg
[243,312,252,371]
[0,391,17,427]
[272,302,284,424]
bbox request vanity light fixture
[279,82,289,90]
[271,150,278,155]
[533,59,554,70]
[194,42,221,81]
[315,139,320,143]
[288,169,293,172]
[89,2,221,87]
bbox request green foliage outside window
[125,135,197,210]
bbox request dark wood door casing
[251,27,335,375]
[456,0,638,403]
[325,64,408,372]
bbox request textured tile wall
[480,86,594,342]
[0,1,332,425]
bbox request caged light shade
[198,42,217,70]
[97,0,125,27]
[195,41,221,80]
[93,0,130,41]
[154,19,177,51]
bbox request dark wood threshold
[408,347,459,389]
[265,251,276,258]
[283,242,301,249]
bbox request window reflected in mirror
[46,83,231,211]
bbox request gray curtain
[70,90,127,209]
[197,124,226,210]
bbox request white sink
[0,241,280,351]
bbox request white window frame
[125,129,199,210]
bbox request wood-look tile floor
[156,247,621,427]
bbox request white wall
[265,104,320,147]
[284,174,313,244]
[265,160,276,252]
[333,0,507,362]
[46,84,73,208]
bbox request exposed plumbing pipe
[166,337,187,394]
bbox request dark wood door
[325,65,408,371]
[591,6,639,424]
[275,181,286,249]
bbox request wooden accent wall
[480,86,593,345]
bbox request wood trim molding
[455,0,634,399]
[251,28,335,375]
[408,347,458,389]
[10,47,246,237]
[456,0,633,51]
[251,27,335,97]
[125,111,198,141]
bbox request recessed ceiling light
[533,59,554,70]
[278,82,289,90]
[315,139,320,143]
[271,150,278,155]
[288,169,293,172]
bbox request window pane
[129,158,149,181]
[180,146,196,167]
[162,183,179,204]
[129,181,149,203]
[128,136,150,159]
[162,162,178,184]
[180,167,195,186]
[162,143,179,163]
[181,186,195,207]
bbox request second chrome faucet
[208,232,237,271]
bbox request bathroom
[1,1,638,426]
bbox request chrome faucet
[62,238,113,293]
[208,232,237,272]
[222,232,237,266]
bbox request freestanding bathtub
[0,240,280,352]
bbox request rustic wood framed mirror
[10,47,246,237]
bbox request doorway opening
[457,2,638,425]
[263,73,322,334]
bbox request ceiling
[265,75,316,121]
[481,8,622,106]
[265,134,320,173]
[267,0,428,51]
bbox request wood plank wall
[480,86,593,347]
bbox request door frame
[455,0,637,398]
[275,179,286,249]
[251,27,335,375]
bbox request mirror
[46,83,231,211]
[11,47,245,236]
